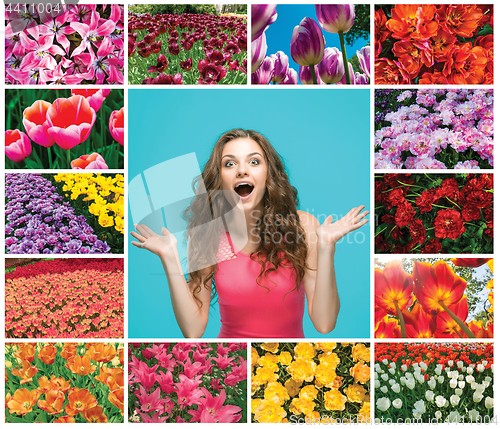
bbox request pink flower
[71,153,108,170]
[5,130,32,162]
[22,100,55,148]
[71,89,111,112]
[109,108,124,146]
[46,95,96,150]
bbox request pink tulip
[71,89,111,112]
[71,152,108,170]
[109,108,124,146]
[5,130,32,162]
[22,100,55,148]
[46,95,96,150]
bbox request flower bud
[251,33,267,73]
[270,51,288,83]
[317,47,344,84]
[315,4,355,34]
[290,17,325,67]
[252,4,277,41]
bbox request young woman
[131,129,368,338]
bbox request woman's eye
[250,159,260,165]
[224,161,235,167]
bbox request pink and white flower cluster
[375,89,493,170]
[129,342,247,423]
[6,4,124,85]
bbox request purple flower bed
[5,174,111,254]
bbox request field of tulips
[5,89,124,169]
[5,4,124,85]
[375,258,493,339]
[6,343,124,423]
[128,10,247,85]
[252,5,369,85]
[5,173,124,255]
[375,343,494,423]
[5,258,124,339]
[375,173,493,254]
[129,342,247,423]
[375,89,493,170]
[252,343,370,423]
[375,4,493,85]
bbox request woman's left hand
[316,205,369,247]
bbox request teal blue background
[128,88,370,339]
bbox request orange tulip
[118,347,124,366]
[108,388,124,413]
[86,343,117,362]
[435,296,469,337]
[38,345,58,365]
[375,260,414,316]
[374,316,401,338]
[413,261,467,315]
[5,392,11,409]
[37,390,65,415]
[82,405,108,423]
[60,344,77,362]
[37,375,71,394]
[451,258,491,268]
[53,416,76,423]
[435,5,484,37]
[95,366,123,389]
[14,343,36,362]
[64,388,98,416]
[12,360,38,384]
[401,303,436,338]
[66,354,97,376]
[386,4,438,40]
[443,44,488,84]
[487,259,493,273]
[7,389,40,415]
[469,320,493,338]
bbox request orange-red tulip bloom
[435,296,469,337]
[402,303,437,338]
[12,360,38,384]
[451,258,492,268]
[37,375,71,394]
[386,5,438,40]
[86,343,117,362]
[375,316,401,338]
[66,354,97,376]
[38,345,58,365]
[53,416,76,423]
[37,390,65,415]
[375,260,414,316]
[7,389,40,415]
[413,261,467,315]
[64,388,98,416]
[435,5,484,37]
[82,405,108,423]
[15,343,36,362]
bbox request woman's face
[220,138,268,212]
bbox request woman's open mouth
[234,183,254,199]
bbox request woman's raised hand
[316,205,369,246]
[131,224,178,258]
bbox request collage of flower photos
[3,2,496,426]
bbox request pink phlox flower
[135,386,169,413]
[212,354,234,370]
[70,11,115,56]
[156,370,175,394]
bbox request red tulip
[71,152,108,170]
[5,130,32,162]
[22,100,55,148]
[109,108,124,146]
[71,89,111,113]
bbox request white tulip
[466,366,474,375]
[382,359,388,365]
[401,364,407,372]
[406,378,416,390]
[393,398,403,409]
[485,376,492,383]
[390,361,396,368]
[388,379,396,386]
[469,410,480,421]
[425,390,435,402]
[400,377,406,386]
[381,373,389,381]
[389,367,395,375]
[415,374,425,384]
[455,389,463,396]
[473,391,484,403]
[446,411,460,422]
[376,397,391,412]
[466,375,475,384]
[456,361,463,369]
[449,370,459,379]
[419,362,428,371]
[449,378,457,389]
[458,381,465,389]
[450,395,460,406]
[380,386,388,393]
[437,376,444,384]
[435,411,442,419]
[435,395,447,408]
[477,364,485,373]
[482,360,488,366]
[391,383,400,393]
[485,397,494,409]
[375,363,381,373]
[374,380,380,389]
[428,379,436,390]
[435,365,442,376]
[448,360,454,367]
[413,400,426,415]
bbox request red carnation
[395,200,415,228]
[434,209,466,240]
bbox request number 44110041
[6,3,62,14]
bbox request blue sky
[264,4,370,83]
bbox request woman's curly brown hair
[183,129,309,306]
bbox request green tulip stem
[338,31,351,85]
[394,301,406,338]
[438,300,476,338]
[67,150,71,169]
[309,65,318,85]
[48,147,52,169]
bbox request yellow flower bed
[54,174,124,234]
[252,343,371,424]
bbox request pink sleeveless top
[214,231,305,338]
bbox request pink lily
[134,386,169,413]
[156,370,175,394]
[38,8,75,54]
[138,411,169,423]
[19,26,65,71]
[66,4,97,25]
[212,354,234,370]
[174,374,204,409]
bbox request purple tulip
[251,4,277,41]
[251,56,274,84]
[281,68,298,85]
[299,65,324,85]
[355,72,369,85]
[315,4,355,34]
[251,32,267,73]
[317,47,344,84]
[340,62,355,85]
[357,46,370,79]
[270,51,288,83]
[290,17,325,67]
